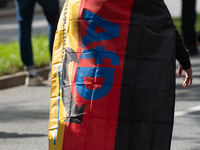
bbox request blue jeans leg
[15,0,36,67]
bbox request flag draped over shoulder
[49,0,178,149]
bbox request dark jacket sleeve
[175,28,191,70]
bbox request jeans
[15,0,60,68]
[182,0,196,48]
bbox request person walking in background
[14,0,60,86]
[182,0,198,55]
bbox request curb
[0,66,50,90]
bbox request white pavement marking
[175,105,200,117]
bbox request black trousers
[182,0,196,48]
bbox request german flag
[49,0,177,149]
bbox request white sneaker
[25,75,44,86]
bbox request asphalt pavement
[0,80,51,150]
[0,0,200,150]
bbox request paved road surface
[0,81,51,150]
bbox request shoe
[25,75,44,86]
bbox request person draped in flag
[49,0,193,150]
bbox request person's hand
[177,66,193,88]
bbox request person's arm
[175,28,193,87]
[175,29,191,69]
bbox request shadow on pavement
[172,110,200,149]
[0,132,47,139]
[175,83,200,102]
[0,110,49,122]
